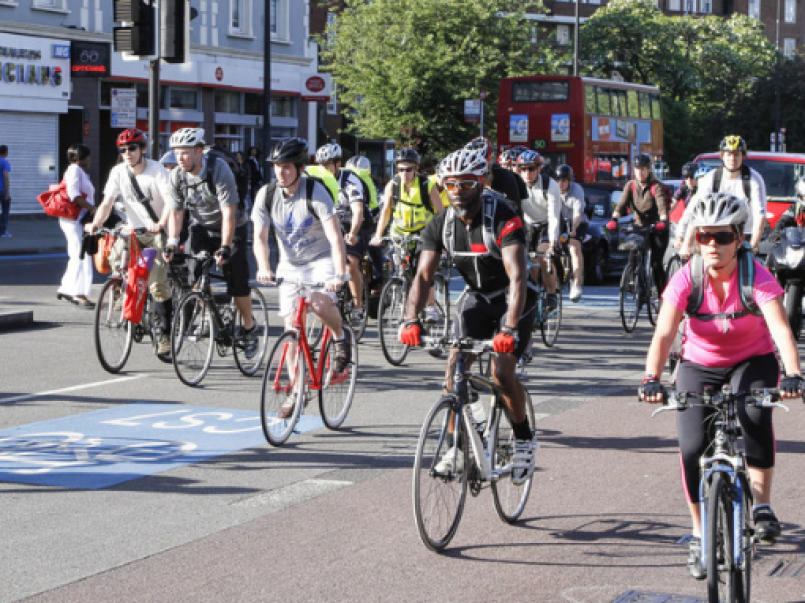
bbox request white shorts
[277,257,337,317]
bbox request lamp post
[573,0,579,76]
[774,0,781,150]
[261,0,272,178]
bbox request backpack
[630,179,671,214]
[686,248,762,320]
[205,146,248,208]
[391,173,434,214]
[712,165,752,200]
[344,166,379,210]
[259,177,334,231]
[442,191,504,261]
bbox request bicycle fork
[699,466,749,570]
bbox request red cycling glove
[606,220,618,231]
[400,321,422,346]
[493,329,516,354]
[655,221,667,232]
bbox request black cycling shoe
[545,293,558,313]
[754,506,782,544]
[332,329,352,374]
[687,536,706,580]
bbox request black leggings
[675,353,778,503]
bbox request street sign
[464,99,481,123]
[111,87,137,128]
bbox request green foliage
[321,0,564,158]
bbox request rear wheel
[428,273,451,340]
[735,473,753,603]
[343,268,370,342]
[646,264,660,326]
[706,472,738,603]
[171,292,215,387]
[94,278,133,374]
[586,244,607,286]
[665,254,684,282]
[260,332,306,446]
[619,262,639,333]
[318,326,358,429]
[233,287,270,376]
[784,281,803,341]
[540,291,562,347]
[378,278,409,366]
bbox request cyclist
[691,135,767,255]
[162,128,258,358]
[344,155,384,296]
[669,161,699,215]
[312,143,373,323]
[85,128,173,357]
[465,137,527,211]
[370,147,444,323]
[555,164,586,302]
[252,138,352,403]
[639,193,803,579]
[770,176,805,237]
[607,153,669,293]
[517,149,562,311]
[400,147,538,481]
[674,166,713,257]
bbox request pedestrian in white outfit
[57,144,96,308]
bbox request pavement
[0,213,66,331]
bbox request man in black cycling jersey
[465,137,527,212]
[400,147,537,481]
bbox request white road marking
[0,375,148,405]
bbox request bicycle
[412,336,536,552]
[93,226,189,374]
[170,251,270,387]
[652,386,790,603]
[377,234,450,366]
[618,223,661,333]
[338,252,372,342]
[260,279,358,446]
[527,250,563,353]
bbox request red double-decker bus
[497,75,664,184]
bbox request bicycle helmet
[159,150,177,167]
[395,148,420,164]
[315,143,342,164]
[439,148,488,179]
[720,135,747,154]
[170,128,205,149]
[555,164,574,180]
[633,153,652,168]
[465,137,492,163]
[694,166,713,180]
[345,155,371,171]
[681,162,699,179]
[270,137,309,166]
[117,128,147,147]
[689,192,748,230]
[515,150,543,166]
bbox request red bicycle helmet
[117,128,147,147]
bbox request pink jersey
[663,258,783,368]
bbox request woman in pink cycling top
[640,192,803,580]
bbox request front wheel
[646,264,660,327]
[318,326,358,429]
[343,271,370,342]
[784,281,803,341]
[171,292,215,387]
[706,472,739,603]
[540,291,562,347]
[260,332,307,446]
[619,263,640,333]
[491,390,536,523]
[412,397,468,552]
[233,287,271,376]
[378,278,409,366]
[94,278,133,373]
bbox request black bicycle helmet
[681,162,699,178]
[555,164,574,180]
[395,148,420,164]
[633,153,652,168]
[720,135,748,154]
[270,138,309,166]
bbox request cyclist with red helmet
[86,128,174,357]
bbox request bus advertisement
[497,75,664,184]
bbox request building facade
[0,0,331,213]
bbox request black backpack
[391,173,434,214]
[712,165,752,199]
[259,177,334,227]
[205,146,248,208]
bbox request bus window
[585,85,597,114]
[596,87,611,115]
[610,90,621,116]
[618,91,628,117]
[639,92,651,119]
[512,80,569,102]
[627,90,639,117]
[651,94,662,120]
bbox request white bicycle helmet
[439,148,488,179]
[315,143,342,163]
[345,155,371,171]
[689,192,748,230]
[170,128,205,149]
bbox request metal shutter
[0,112,58,214]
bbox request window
[168,88,199,110]
[32,0,67,10]
[244,93,263,115]
[512,80,569,102]
[215,90,241,114]
[270,0,289,40]
[650,94,662,120]
[638,92,651,119]
[327,84,338,116]
[785,0,796,23]
[784,38,796,58]
[556,25,570,46]
[668,0,681,10]
[588,0,600,4]
[230,0,253,37]
[627,90,639,117]
[748,0,760,20]
[700,0,711,14]
[271,96,296,118]
[585,85,597,114]
[214,124,242,153]
[596,87,611,115]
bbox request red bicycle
[260,279,359,446]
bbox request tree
[321,0,564,158]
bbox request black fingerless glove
[215,245,232,263]
[639,377,666,401]
[779,374,804,396]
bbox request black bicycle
[618,223,661,332]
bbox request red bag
[37,180,83,221]
[94,233,112,274]
[123,236,151,324]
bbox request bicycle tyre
[94,278,133,374]
[378,277,409,366]
[619,263,639,333]
[734,472,753,603]
[540,291,562,347]
[491,390,536,523]
[306,312,324,351]
[260,332,307,446]
[784,281,803,341]
[429,273,451,340]
[352,272,371,342]
[233,287,271,376]
[706,472,738,603]
[171,292,215,387]
[646,264,660,327]
[412,397,468,552]
[665,254,683,282]
[318,326,358,429]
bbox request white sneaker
[434,446,463,475]
[511,436,537,484]
[569,283,583,303]
[422,304,443,324]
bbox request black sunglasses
[119,144,141,154]
[397,166,415,173]
[695,231,738,246]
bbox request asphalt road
[2,256,805,603]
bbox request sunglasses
[397,166,415,173]
[119,144,140,154]
[695,231,738,246]
[518,165,539,172]
[443,180,480,192]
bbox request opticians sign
[0,32,71,113]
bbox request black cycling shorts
[187,223,251,298]
[345,228,370,260]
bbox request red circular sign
[305,76,326,93]
[215,67,224,82]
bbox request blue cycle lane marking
[0,404,324,490]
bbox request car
[581,183,623,282]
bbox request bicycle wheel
[94,278,133,374]
[171,292,215,387]
[706,472,738,603]
[491,390,536,523]
[540,291,562,347]
[619,263,640,333]
[260,332,307,446]
[318,326,358,429]
[784,281,803,341]
[233,287,271,376]
[646,264,660,327]
[665,254,683,282]
[734,472,753,603]
[429,273,451,340]
[306,311,324,351]
[344,276,370,343]
[412,397,468,552]
[378,277,409,366]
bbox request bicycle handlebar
[651,388,790,418]
[421,336,495,353]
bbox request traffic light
[161,0,190,64]
[113,0,157,59]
